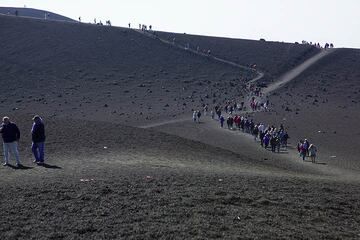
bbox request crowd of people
[0,115,46,168]
[301,40,334,49]
[217,113,290,154]
[297,139,317,163]
[193,101,318,163]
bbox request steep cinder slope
[254,48,360,170]
[155,31,320,83]
[0,7,76,22]
[0,15,255,124]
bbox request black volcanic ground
[0,7,76,22]
[1,13,360,239]
[156,31,320,83]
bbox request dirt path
[134,29,264,81]
[263,49,336,94]
[142,49,334,129]
[139,46,359,180]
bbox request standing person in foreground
[31,115,46,164]
[0,116,21,167]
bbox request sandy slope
[252,48,360,171]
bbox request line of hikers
[195,101,319,162]
[218,114,290,153]
[0,115,45,168]
[209,98,269,120]
[215,112,318,162]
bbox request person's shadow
[37,163,62,169]
[6,164,33,170]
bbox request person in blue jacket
[0,116,21,167]
[31,115,46,164]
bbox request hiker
[192,111,197,122]
[263,133,270,149]
[252,125,259,141]
[220,115,225,128]
[31,115,46,164]
[297,140,306,160]
[0,116,21,167]
[216,109,222,120]
[204,104,208,116]
[78,17,81,22]
[197,111,201,123]
[270,136,277,152]
[275,136,281,153]
[281,131,289,149]
[308,144,317,163]
[210,110,215,119]
[303,139,310,156]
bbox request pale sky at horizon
[1,0,359,49]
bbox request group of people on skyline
[301,40,334,49]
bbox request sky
[1,0,360,48]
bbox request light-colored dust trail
[263,49,336,94]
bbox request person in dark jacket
[0,116,21,166]
[31,115,46,164]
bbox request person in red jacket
[0,116,21,167]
